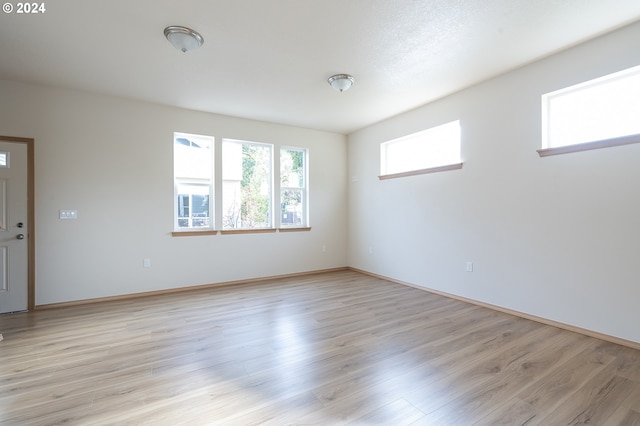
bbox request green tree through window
[240,144,271,228]
[222,139,272,229]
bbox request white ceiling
[1,1,639,134]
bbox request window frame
[279,146,309,228]
[173,132,214,233]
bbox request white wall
[0,81,347,305]
[348,21,640,344]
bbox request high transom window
[541,65,640,152]
[380,120,461,179]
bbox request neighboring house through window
[174,132,214,231]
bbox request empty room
[1,1,640,424]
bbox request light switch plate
[59,210,78,219]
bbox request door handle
[16,234,24,240]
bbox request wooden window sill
[278,227,311,232]
[220,228,277,235]
[172,227,311,236]
[171,230,218,237]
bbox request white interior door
[0,140,29,313]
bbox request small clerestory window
[539,64,640,157]
[379,120,462,180]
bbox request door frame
[0,136,35,311]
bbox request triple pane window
[173,133,308,231]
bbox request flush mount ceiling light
[328,74,355,92]
[164,26,204,53]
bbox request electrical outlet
[465,261,473,272]
[143,258,151,268]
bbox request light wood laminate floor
[1,270,640,425]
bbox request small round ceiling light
[164,26,204,53]
[328,74,355,92]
